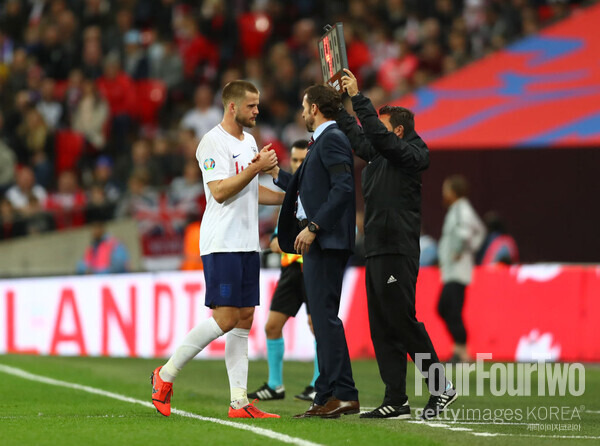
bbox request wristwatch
[308,222,319,233]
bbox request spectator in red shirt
[96,54,135,152]
[45,170,87,229]
[238,9,272,58]
[377,39,419,94]
[174,16,217,81]
[97,55,135,117]
[344,23,373,86]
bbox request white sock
[160,317,224,383]
[226,327,250,408]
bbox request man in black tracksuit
[336,69,456,421]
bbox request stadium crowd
[0,0,584,249]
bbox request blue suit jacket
[275,123,356,254]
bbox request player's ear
[394,124,404,138]
[311,103,318,115]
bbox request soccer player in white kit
[151,80,284,418]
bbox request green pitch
[0,355,598,445]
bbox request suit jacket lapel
[297,124,337,183]
[298,146,314,183]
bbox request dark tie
[308,136,314,148]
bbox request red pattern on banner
[344,267,375,359]
[50,288,88,356]
[341,265,600,362]
[153,283,175,357]
[5,290,39,354]
[183,282,203,332]
[101,286,137,357]
[584,267,600,361]
[2,267,600,361]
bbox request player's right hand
[341,69,359,97]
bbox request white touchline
[0,364,322,446]
[407,420,600,440]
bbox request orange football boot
[151,366,173,416]
[228,400,280,418]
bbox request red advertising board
[1,266,598,361]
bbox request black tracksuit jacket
[336,93,429,259]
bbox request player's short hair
[304,84,342,119]
[379,105,415,134]
[445,174,469,198]
[222,80,259,107]
[291,139,309,150]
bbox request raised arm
[341,68,429,171]
[351,93,429,171]
[336,106,377,162]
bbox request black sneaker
[360,402,411,419]
[421,381,458,420]
[248,383,285,401]
[294,385,316,402]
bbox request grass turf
[0,355,598,446]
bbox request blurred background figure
[15,108,54,188]
[85,182,116,224]
[36,78,63,130]
[153,135,184,185]
[123,29,149,80]
[0,113,17,194]
[180,84,222,140]
[169,159,205,219]
[477,211,519,266]
[180,219,203,271]
[96,54,135,153]
[0,197,26,240]
[93,155,121,203]
[115,169,156,218]
[76,215,130,275]
[45,170,87,230]
[121,138,164,187]
[419,227,438,267]
[437,174,485,363]
[72,78,110,152]
[6,166,47,211]
[20,193,55,236]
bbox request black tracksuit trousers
[366,254,444,405]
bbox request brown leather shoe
[293,402,324,419]
[318,397,360,418]
[295,397,359,419]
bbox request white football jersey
[196,124,260,255]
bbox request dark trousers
[366,254,444,405]
[303,243,358,405]
[438,282,467,344]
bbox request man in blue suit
[266,84,359,418]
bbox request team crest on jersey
[203,158,215,170]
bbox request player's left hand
[294,227,316,255]
[251,143,274,164]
